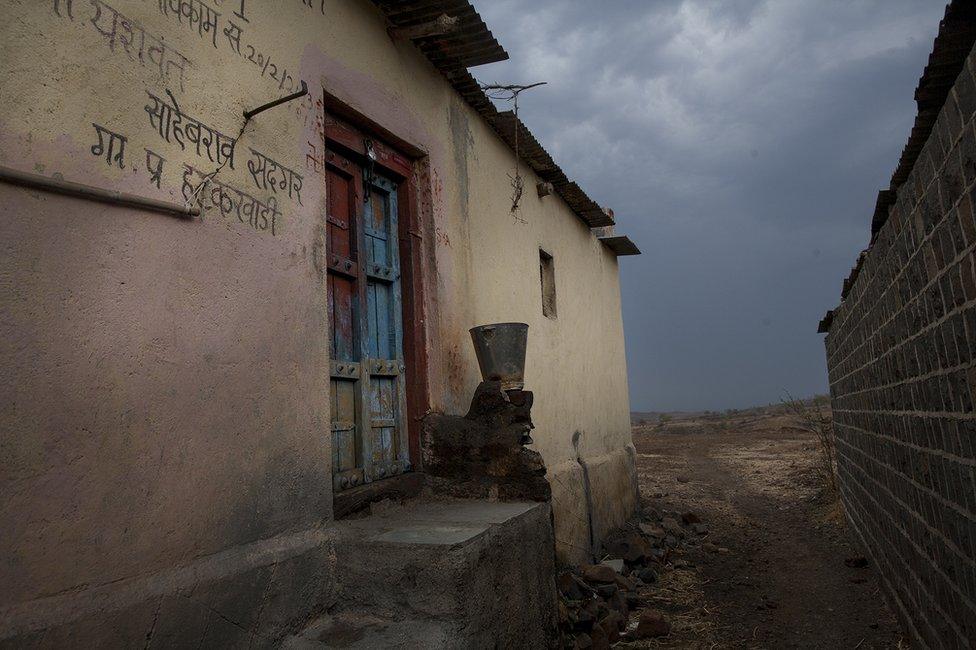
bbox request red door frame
[323,102,430,473]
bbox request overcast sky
[470,0,948,412]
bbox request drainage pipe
[0,165,200,218]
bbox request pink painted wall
[0,183,333,604]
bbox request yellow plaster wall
[0,0,635,616]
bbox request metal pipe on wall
[0,165,201,218]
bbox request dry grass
[782,394,837,497]
[629,565,721,648]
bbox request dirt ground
[629,410,906,649]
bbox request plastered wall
[0,0,634,639]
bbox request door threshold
[333,471,426,519]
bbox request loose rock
[558,571,586,600]
[598,611,625,643]
[607,533,653,564]
[589,625,610,650]
[661,517,684,537]
[608,589,629,617]
[681,511,701,524]
[639,523,666,539]
[581,564,618,584]
[637,567,658,584]
[577,598,599,627]
[633,610,671,638]
[613,573,637,592]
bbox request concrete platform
[287,500,557,649]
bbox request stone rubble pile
[556,506,719,649]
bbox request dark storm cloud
[470,0,948,411]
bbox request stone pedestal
[421,381,551,502]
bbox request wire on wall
[479,81,547,223]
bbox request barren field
[628,407,905,648]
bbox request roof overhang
[371,1,621,231]
[598,235,641,256]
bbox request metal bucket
[469,322,529,391]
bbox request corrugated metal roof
[372,0,509,69]
[371,0,616,229]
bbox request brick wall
[823,42,976,649]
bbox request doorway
[323,111,428,503]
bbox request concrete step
[282,611,455,649]
[291,499,557,649]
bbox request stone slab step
[326,499,557,648]
[282,611,455,649]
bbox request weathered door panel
[328,275,356,362]
[326,154,366,491]
[366,282,394,359]
[327,151,408,492]
[330,366,362,488]
[369,374,397,472]
[361,175,408,481]
[326,160,359,363]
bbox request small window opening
[540,249,557,319]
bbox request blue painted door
[362,174,408,482]
[326,150,408,493]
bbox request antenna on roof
[480,82,548,100]
[480,81,548,221]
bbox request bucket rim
[468,322,529,334]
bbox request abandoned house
[819,1,976,647]
[0,0,640,646]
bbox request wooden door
[326,150,409,493]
